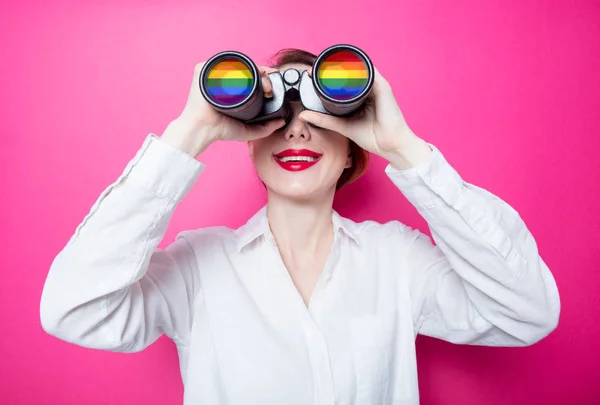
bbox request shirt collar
[234,205,360,251]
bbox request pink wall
[1,0,599,403]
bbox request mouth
[273,149,323,171]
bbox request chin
[266,180,335,202]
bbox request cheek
[250,139,272,163]
[326,136,351,163]
[255,148,274,168]
[251,144,279,180]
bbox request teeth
[277,156,319,162]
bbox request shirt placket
[268,233,341,405]
[300,312,335,405]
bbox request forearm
[424,186,559,343]
[388,145,560,345]
[40,135,203,347]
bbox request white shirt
[40,134,560,405]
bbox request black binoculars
[199,44,374,124]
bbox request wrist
[383,134,432,170]
[160,117,217,158]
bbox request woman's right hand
[160,62,286,158]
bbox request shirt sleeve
[385,144,560,346]
[40,134,205,352]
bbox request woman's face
[249,63,352,201]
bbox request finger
[189,61,206,93]
[368,66,396,110]
[259,67,278,98]
[298,111,347,135]
[260,71,273,98]
[260,66,280,97]
[261,74,273,97]
[243,119,286,141]
[193,61,206,81]
[372,65,391,91]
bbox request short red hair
[269,48,370,190]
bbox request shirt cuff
[384,143,466,210]
[125,133,205,202]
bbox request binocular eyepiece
[199,44,374,124]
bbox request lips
[273,149,323,172]
[273,149,322,158]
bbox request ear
[248,141,254,160]
[345,150,353,169]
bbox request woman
[40,48,560,405]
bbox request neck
[266,190,335,255]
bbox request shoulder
[172,206,268,254]
[341,216,441,275]
[175,226,238,250]
[339,214,432,248]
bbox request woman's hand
[161,63,285,158]
[298,67,432,169]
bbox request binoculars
[199,44,374,124]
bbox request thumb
[242,119,286,141]
[299,111,347,135]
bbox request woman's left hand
[298,67,432,169]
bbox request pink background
[1,0,599,403]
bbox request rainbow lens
[204,59,255,106]
[316,50,370,101]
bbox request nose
[283,104,311,142]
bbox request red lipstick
[273,149,323,172]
